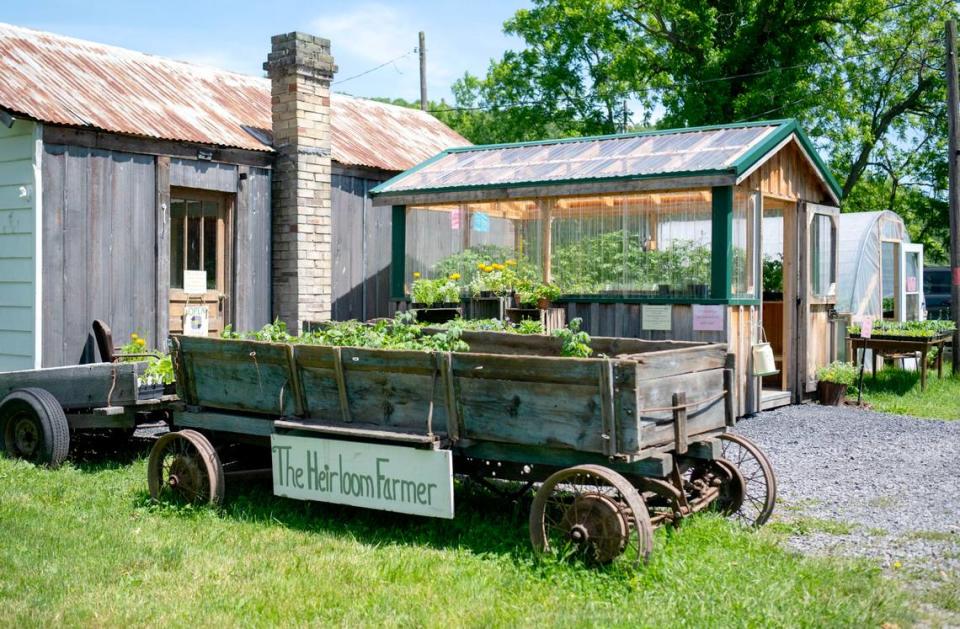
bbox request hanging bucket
[752,326,779,377]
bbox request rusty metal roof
[0,23,468,170]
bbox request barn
[0,24,467,370]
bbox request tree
[418,0,954,261]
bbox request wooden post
[672,392,688,455]
[155,156,171,349]
[946,20,960,374]
[419,32,427,111]
[541,200,553,282]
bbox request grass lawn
[856,361,960,420]
[0,445,913,627]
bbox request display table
[849,334,950,390]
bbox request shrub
[815,361,858,386]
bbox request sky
[5,0,532,103]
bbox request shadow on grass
[860,368,921,396]
[67,433,155,472]
[139,475,545,561]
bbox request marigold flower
[449,273,461,281]
[413,272,421,278]
[505,259,517,266]
[136,338,146,346]
[482,265,493,273]
[476,262,486,270]
[492,263,505,271]
[130,333,138,340]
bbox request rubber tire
[0,388,70,468]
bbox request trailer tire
[0,388,70,468]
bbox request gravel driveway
[735,405,960,574]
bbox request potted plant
[815,361,857,406]
[516,282,561,310]
[410,276,462,323]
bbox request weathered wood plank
[174,410,275,436]
[454,441,674,478]
[275,418,440,446]
[0,362,141,409]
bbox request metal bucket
[752,341,779,377]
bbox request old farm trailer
[153,331,775,564]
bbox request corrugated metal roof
[0,23,468,170]
[375,123,778,193]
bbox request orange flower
[492,263,505,271]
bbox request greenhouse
[371,119,843,415]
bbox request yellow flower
[476,262,486,270]
[449,273,461,281]
[505,259,517,266]
[492,263,505,271]
[412,272,421,279]
[130,333,138,340]
[136,338,146,347]
[482,265,493,273]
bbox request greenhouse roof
[371,119,841,204]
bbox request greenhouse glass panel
[732,190,760,298]
[403,190,715,299]
[811,214,836,298]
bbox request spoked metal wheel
[530,464,654,565]
[147,430,224,506]
[715,433,776,526]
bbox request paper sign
[271,434,454,519]
[860,316,873,339]
[182,305,209,337]
[450,210,460,230]
[642,304,672,331]
[471,212,490,233]
[183,270,207,295]
[906,276,917,292]
[692,304,724,331]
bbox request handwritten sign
[906,276,917,292]
[860,316,873,339]
[692,305,724,331]
[471,212,490,233]
[183,270,207,295]
[450,210,461,230]
[182,305,209,337]
[271,434,454,519]
[642,304,672,331]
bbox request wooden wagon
[0,362,175,466]
[152,331,776,564]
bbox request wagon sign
[270,435,455,519]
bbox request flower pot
[817,381,848,406]
[536,297,551,310]
[137,382,165,400]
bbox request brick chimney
[264,32,337,332]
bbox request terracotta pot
[817,381,848,406]
[536,297,551,310]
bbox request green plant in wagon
[552,318,592,358]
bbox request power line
[332,49,416,85]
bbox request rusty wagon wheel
[713,433,776,526]
[147,429,224,506]
[530,464,654,565]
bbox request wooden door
[168,190,232,336]
[797,203,839,396]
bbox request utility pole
[946,20,960,374]
[419,31,427,111]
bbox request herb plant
[552,318,592,358]
[815,361,858,386]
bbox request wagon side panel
[175,336,295,416]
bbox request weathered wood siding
[41,144,157,366]
[0,120,39,371]
[740,139,832,203]
[232,166,272,331]
[331,170,393,321]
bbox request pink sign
[450,210,460,230]
[906,276,917,292]
[692,305,724,331]
[860,316,873,339]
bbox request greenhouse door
[796,203,839,399]
[900,244,924,321]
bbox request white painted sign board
[641,304,672,331]
[182,306,209,337]
[183,270,207,295]
[271,434,455,519]
[692,304,724,331]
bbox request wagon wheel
[689,458,746,516]
[712,433,776,526]
[147,430,224,506]
[0,388,70,468]
[530,464,654,565]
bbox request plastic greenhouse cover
[380,125,779,192]
[836,211,911,317]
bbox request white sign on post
[641,304,672,331]
[271,434,455,519]
[692,304,725,331]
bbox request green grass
[855,362,960,419]
[0,449,914,627]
